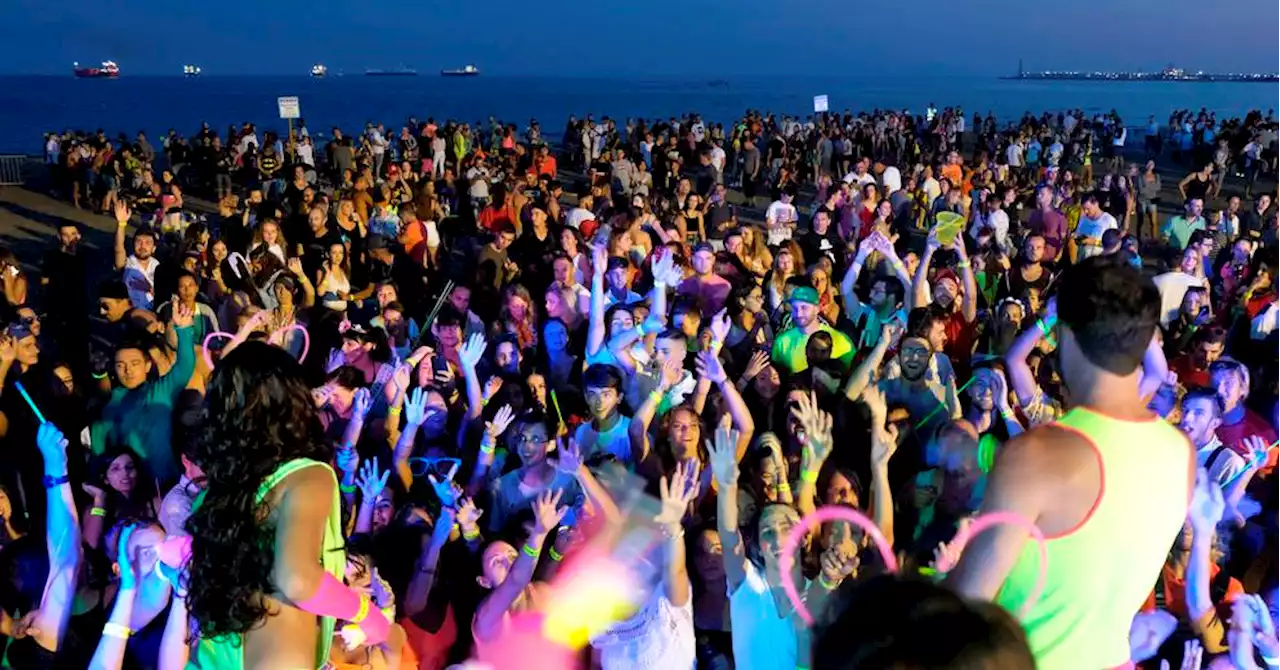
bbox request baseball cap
[367,234,390,252]
[789,286,820,305]
[933,269,960,288]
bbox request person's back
[948,255,1193,670]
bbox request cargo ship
[366,66,417,77]
[311,64,327,78]
[183,64,201,77]
[441,65,479,77]
[73,61,119,78]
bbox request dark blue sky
[3,0,1277,76]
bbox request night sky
[2,0,1277,76]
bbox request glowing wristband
[955,260,970,269]
[800,470,819,484]
[522,542,541,558]
[548,547,565,561]
[90,506,107,517]
[103,623,131,639]
[92,371,109,380]
[1036,317,1055,337]
[349,594,371,624]
[776,482,792,495]
[818,574,840,591]
[388,406,402,416]
[116,221,129,228]
[999,409,1016,420]
[339,483,357,494]
[648,389,664,404]
[462,528,481,541]
[479,438,496,455]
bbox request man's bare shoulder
[994,423,1101,475]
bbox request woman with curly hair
[182,341,392,668]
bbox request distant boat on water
[441,65,479,77]
[366,66,417,77]
[73,61,119,78]
[311,64,328,78]
[183,64,201,77]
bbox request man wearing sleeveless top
[947,256,1195,670]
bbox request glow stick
[550,390,565,427]
[14,381,46,424]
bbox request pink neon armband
[295,572,391,645]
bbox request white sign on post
[277,96,301,119]
[813,95,829,113]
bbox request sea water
[0,74,1276,153]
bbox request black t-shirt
[298,225,344,281]
[41,248,88,316]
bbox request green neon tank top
[186,458,345,670]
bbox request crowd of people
[0,102,1275,669]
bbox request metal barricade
[0,155,27,186]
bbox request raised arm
[113,201,131,271]
[791,392,834,521]
[29,423,84,653]
[156,589,189,670]
[1137,333,1170,402]
[708,422,748,593]
[1185,469,1225,649]
[467,405,514,498]
[587,244,608,356]
[843,322,899,402]
[863,385,898,547]
[405,479,460,620]
[655,460,701,607]
[697,346,754,460]
[457,334,488,421]
[473,490,565,642]
[840,238,873,320]
[912,228,941,310]
[1005,298,1054,408]
[954,235,978,324]
[88,526,141,670]
[286,258,316,309]
[878,238,916,312]
[353,458,390,535]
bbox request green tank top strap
[188,458,344,670]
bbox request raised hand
[0,336,16,365]
[695,350,728,385]
[403,387,429,426]
[871,421,898,470]
[1241,436,1271,470]
[427,460,461,508]
[116,524,138,590]
[171,303,194,329]
[742,349,770,381]
[1187,468,1224,532]
[655,459,702,527]
[1042,295,1057,323]
[925,226,941,253]
[325,348,346,373]
[651,251,678,286]
[356,457,390,504]
[334,446,359,480]
[791,392,834,468]
[819,545,859,585]
[456,497,484,535]
[880,319,904,349]
[485,404,516,441]
[552,437,583,476]
[351,387,373,419]
[706,419,741,487]
[531,489,567,537]
[287,257,304,276]
[458,333,487,370]
[709,308,731,344]
[483,376,504,403]
[113,200,131,225]
[36,423,68,473]
[591,242,608,276]
[860,384,889,423]
[81,482,106,502]
[991,369,1013,412]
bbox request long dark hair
[184,341,332,638]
